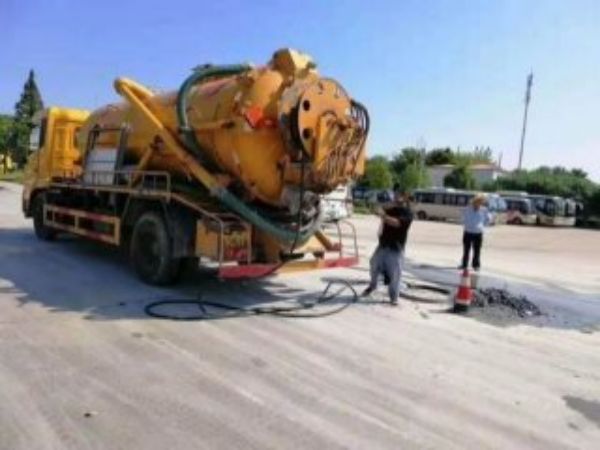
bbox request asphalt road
[1,181,599,449]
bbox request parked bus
[488,194,508,224]
[322,184,353,221]
[502,197,537,225]
[412,188,506,224]
[528,195,576,226]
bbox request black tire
[130,211,181,285]
[513,217,523,225]
[32,194,57,241]
[417,211,428,220]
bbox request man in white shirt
[461,194,491,271]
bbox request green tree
[388,147,430,191]
[11,70,44,167]
[444,164,476,189]
[390,147,425,173]
[363,156,393,189]
[396,163,431,192]
[0,115,13,168]
[570,168,588,179]
[453,147,495,166]
[494,167,596,200]
[425,147,454,165]
[490,166,599,221]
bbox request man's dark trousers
[462,232,482,269]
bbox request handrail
[333,219,359,261]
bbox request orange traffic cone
[453,268,473,313]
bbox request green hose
[176,64,319,244]
[176,64,251,160]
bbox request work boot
[362,286,375,297]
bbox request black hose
[144,280,359,321]
[242,152,309,280]
[142,276,454,321]
[398,282,452,303]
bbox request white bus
[502,197,538,225]
[322,184,353,221]
[499,192,577,227]
[528,195,576,226]
[412,188,506,224]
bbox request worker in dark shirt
[363,185,414,305]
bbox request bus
[322,184,353,221]
[412,188,506,224]
[528,195,576,226]
[502,197,537,225]
[488,194,508,224]
[499,192,577,227]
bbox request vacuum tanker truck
[22,49,369,284]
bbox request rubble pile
[473,288,541,318]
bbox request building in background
[428,163,506,187]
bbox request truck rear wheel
[32,195,57,241]
[130,211,181,285]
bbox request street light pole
[518,72,533,171]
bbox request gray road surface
[1,181,599,449]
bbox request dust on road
[1,182,600,450]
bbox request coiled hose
[144,280,360,320]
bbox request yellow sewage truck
[22,49,369,284]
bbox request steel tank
[78,49,368,208]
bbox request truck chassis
[26,169,358,285]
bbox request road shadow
[1,227,598,331]
[0,228,366,322]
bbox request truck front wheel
[32,195,57,241]
[130,212,181,285]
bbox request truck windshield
[29,118,46,152]
[29,125,41,151]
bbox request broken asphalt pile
[472,288,542,318]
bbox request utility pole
[416,137,426,187]
[518,72,533,170]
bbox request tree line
[360,148,600,218]
[485,167,600,218]
[360,147,495,191]
[0,70,44,171]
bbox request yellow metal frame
[196,220,252,263]
[114,78,221,192]
[44,204,120,245]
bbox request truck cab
[23,107,89,216]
